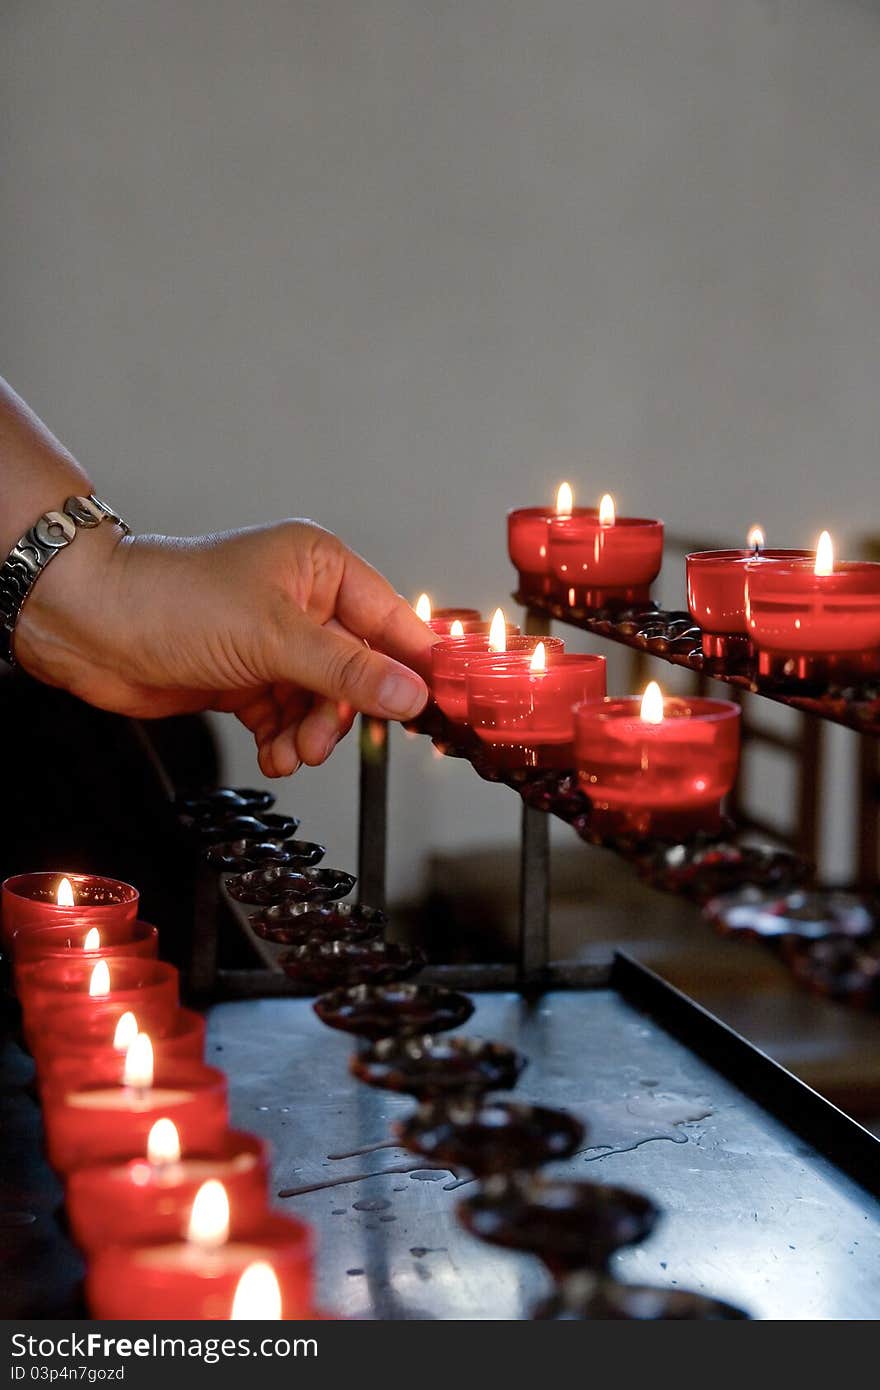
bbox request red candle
[547,495,664,609]
[414,593,483,634]
[13,920,159,982]
[432,631,564,723]
[687,532,812,662]
[86,1181,314,1320]
[33,1007,206,1093]
[467,647,606,767]
[745,533,880,681]
[574,681,741,837]
[67,1122,270,1253]
[2,872,138,947]
[508,482,593,597]
[18,957,179,1054]
[42,1041,228,1175]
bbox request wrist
[13,521,132,696]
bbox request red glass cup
[432,634,564,724]
[425,607,483,634]
[444,619,522,638]
[2,872,138,947]
[574,695,741,837]
[686,549,812,662]
[13,920,158,983]
[33,1008,206,1093]
[42,1061,229,1174]
[744,559,880,682]
[467,652,607,768]
[86,1212,315,1320]
[67,1130,270,1253]
[547,514,664,609]
[18,958,179,1054]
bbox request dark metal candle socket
[250,901,387,946]
[703,888,878,943]
[313,983,475,1040]
[396,1099,584,1177]
[206,838,326,873]
[350,1036,527,1099]
[637,840,809,902]
[532,1272,750,1320]
[280,939,424,991]
[225,866,356,906]
[457,1174,658,1280]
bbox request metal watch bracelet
[0,493,130,667]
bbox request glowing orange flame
[555,481,573,516]
[488,608,507,653]
[83,927,100,951]
[529,642,547,673]
[123,1032,154,1089]
[450,619,465,637]
[415,593,431,622]
[814,530,834,577]
[231,1263,282,1320]
[147,1118,181,1166]
[113,1011,138,1051]
[188,1180,230,1250]
[599,493,615,527]
[89,960,111,998]
[747,525,764,552]
[56,877,75,908]
[640,680,664,724]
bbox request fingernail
[378,670,425,718]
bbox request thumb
[282,615,428,720]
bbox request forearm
[0,376,94,558]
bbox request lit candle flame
[640,680,664,724]
[83,927,100,951]
[57,877,75,908]
[450,619,465,637]
[231,1262,283,1320]
[113,1011,138,1051]
[555,481,573,516]
[529,642,547,673]
[599,493,615,527]
[747,525,764,552]
[415,593,432,622]
[147,1118,181,1166]
[123,1032,154,1089]
[89,960,111,998]
[188,1180,230,1250]
[814,530,834,577]
[488,607,507,653]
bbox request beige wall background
[3,0,878,896]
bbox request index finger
[334,547,439,679]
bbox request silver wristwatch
[0,493,130,667]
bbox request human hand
[15,518,435,776]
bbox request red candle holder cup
[86,1212,315,1321]
[574,696,741,838]
[547,514,664,610]
[12,920,159,980]
[467,652,606,769]
[42,1061,229,1175]
[33,1008,207,1093]
[448,619,522,638]
[67,1130,270,1253]
[686,549,812,663]
[744,559,880,683]
[432,635,564,725]
[425,607,483,635]
[1,872,138,947]
[19,958,179,1054]
[508,507,598,598]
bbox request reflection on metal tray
[207,955,880,1321]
